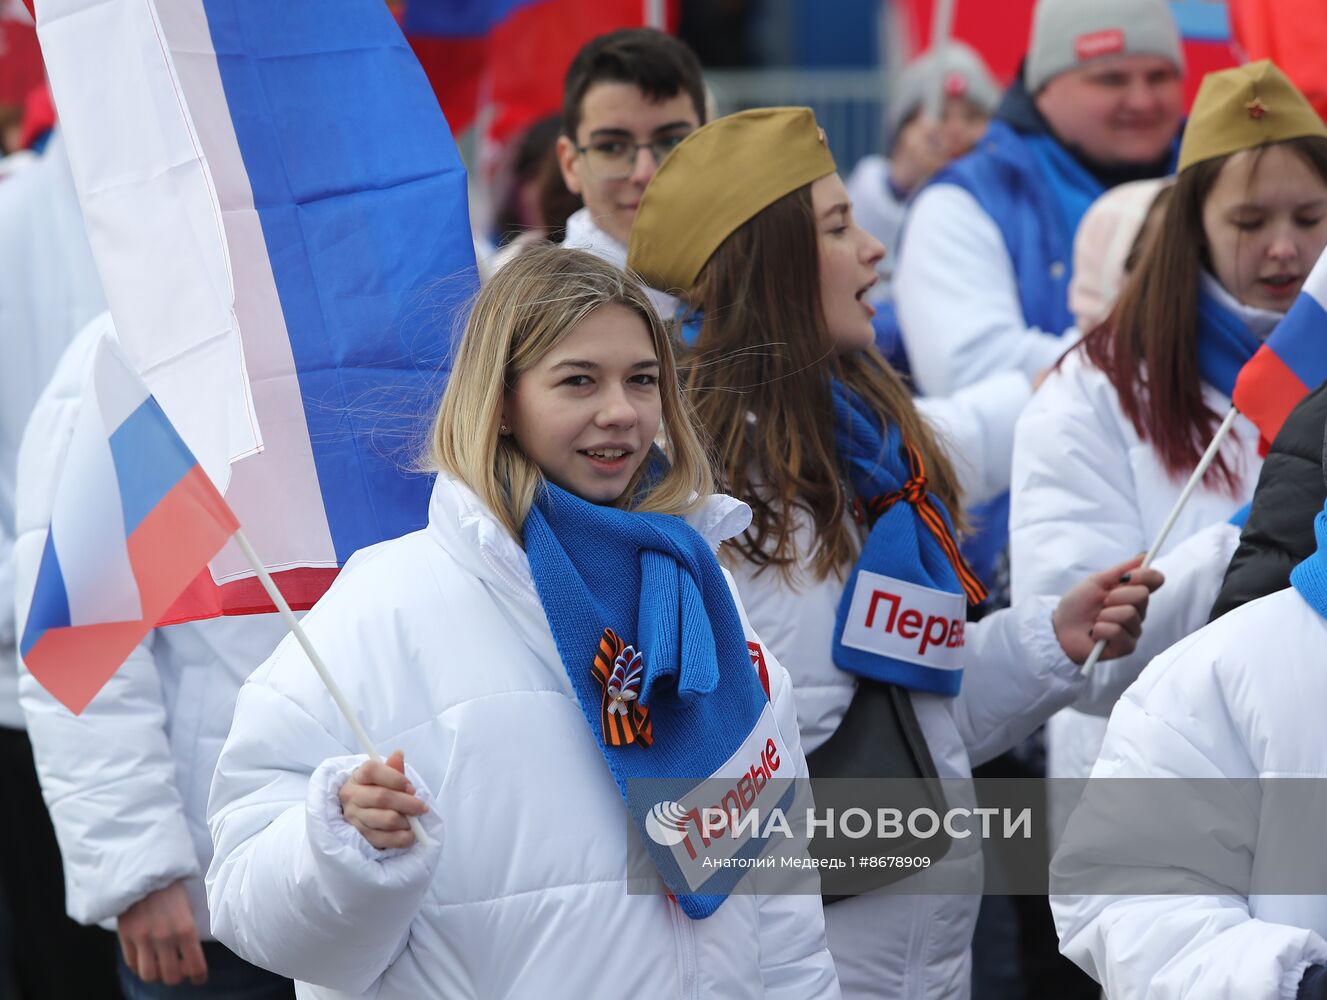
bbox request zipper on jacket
[668,898,698,1000]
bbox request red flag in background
[892,0,1033,86]
[892,0,1237,109]
[1229,0,1327,122]
[0,2,43,108]
[401,0,677,151]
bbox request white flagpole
[1079,405,1241,676]
[923,0,958,121]
[232,528,435,846]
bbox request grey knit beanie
[887,40,1001,139]
[1026,0,1183,93]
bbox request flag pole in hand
[232,529,436,847]
[1079,405,1240,676]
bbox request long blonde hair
[430,245,713,538]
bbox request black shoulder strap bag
[804,677,951,901]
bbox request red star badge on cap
[1246,97,1267,120]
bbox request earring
[499,423,509,435]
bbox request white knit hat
[1069,177,1170,332]
[1025,0,1183,93]
[887,41,1002,139]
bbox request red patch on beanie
[1074,28,1126,62]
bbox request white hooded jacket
[205,473,840,999]
[727,501,1082,1000]
[1050,587,1327,998]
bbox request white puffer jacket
[205,474,840,999]
[1010,319,1264,837]
[727,502,1082,1000]
[916,372,1031,508]
[12,319,289,933]
[1050,587,1327,999]
[894,183,1079,396]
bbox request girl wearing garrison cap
[627,107,1162,1000]
[1035,62,1327,1000]
[205,246,840,999]
[1010,61,1327,846]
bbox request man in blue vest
[894,0,1184,396]
[892,0,1184,593]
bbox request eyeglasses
[574,134,691,180]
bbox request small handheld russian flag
[1233,247,1327,445]
[20,337,238,714]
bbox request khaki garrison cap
[1178,60,1327,174]
[627,107,837,295]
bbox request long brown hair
[1081,135,1327,489]
[683,184,963,582]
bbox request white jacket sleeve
[727,573,840,999]
[12,320,199,925]
[1059,523,1236,717]
[1009,365,1242,715]
[206,673,444,993]
[956,596,1083,767]
[1052,689,1327,998]
[917,370,1032,506]
[17,635,200,925]
[895,184,1075,395]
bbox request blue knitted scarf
[523,481,791,919]
[1196,286,1262,397]
[831,382,987,696]
[1292,499,1327,619]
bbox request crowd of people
[5,0,1327,997]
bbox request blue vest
[931,119,1087,338]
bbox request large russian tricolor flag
[20,334,238,714]
[35,0,477,620]
[1233,247,1327,445]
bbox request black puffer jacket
[1211,382,1327,620]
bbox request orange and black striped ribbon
[591,627,653,748]
[864,443,988,606]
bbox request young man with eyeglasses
[557,28,706,317]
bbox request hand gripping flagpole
[1079,405,1240,676]
[231,529,436,846]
